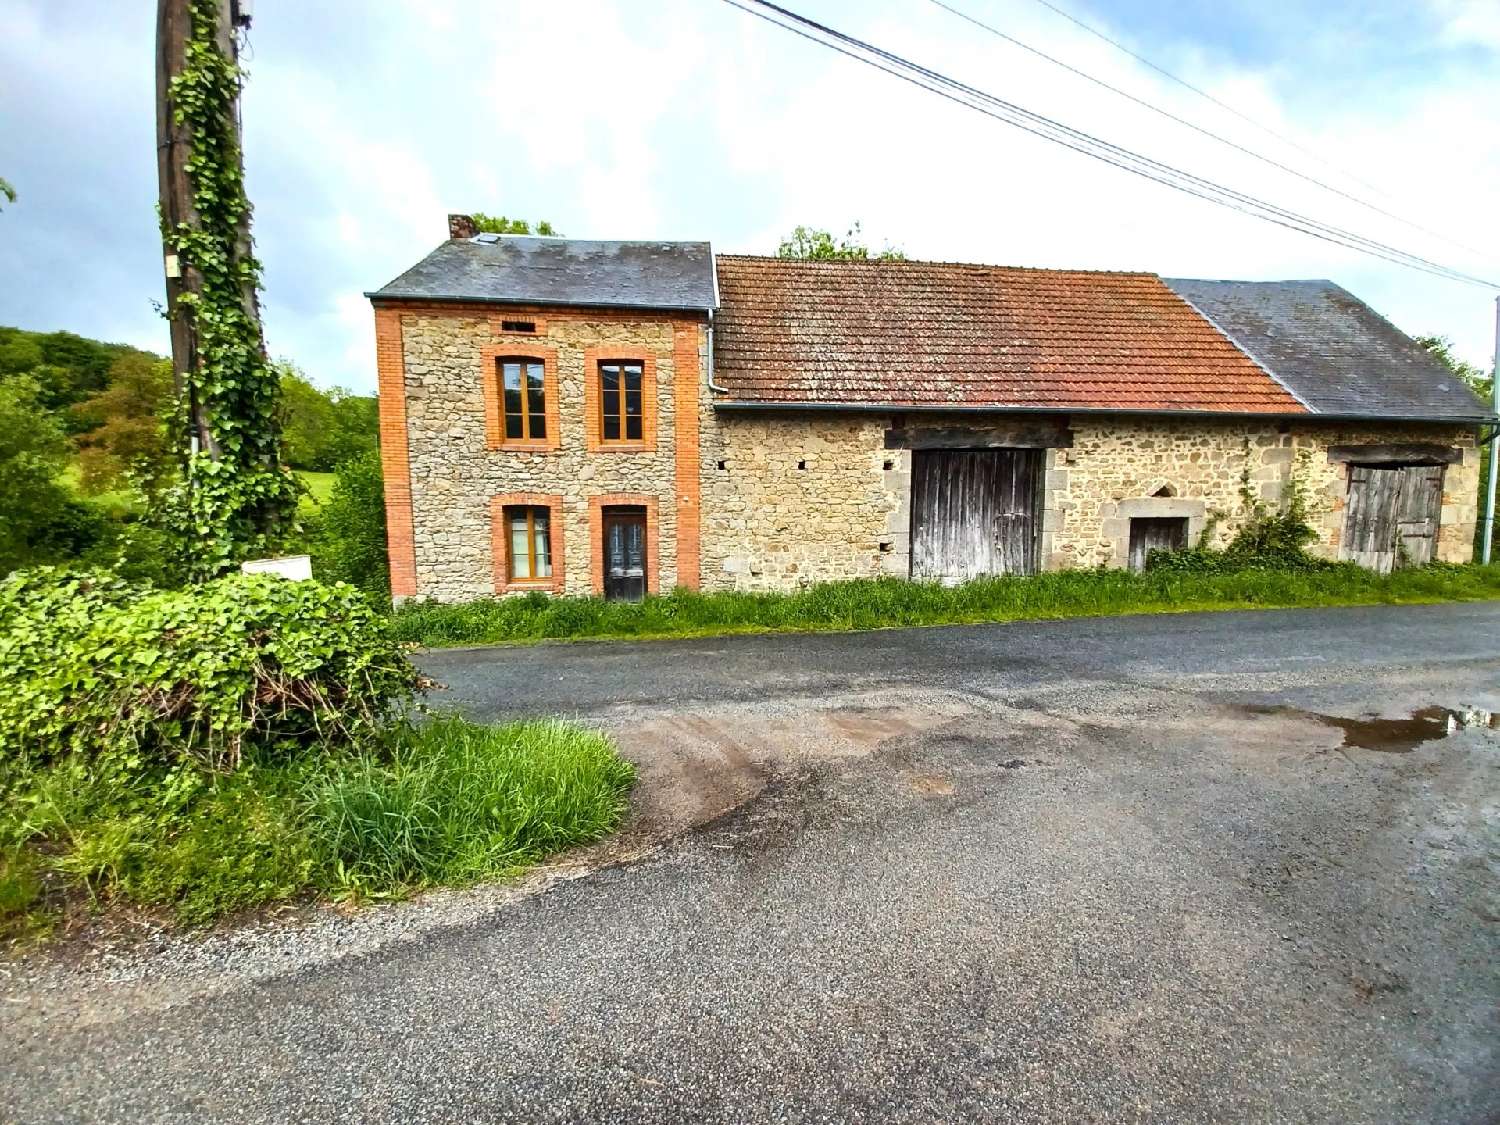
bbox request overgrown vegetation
[0,571,633,946]
[156,0,304,574]
[305,450,390,601]
[1,716,634,942]
[0,569,419,772]
[392,562,1500,648]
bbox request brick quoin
[672,320,702,590]
[374,307,417,597]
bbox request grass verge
[0,716,635,949]
[391,562,1500,648]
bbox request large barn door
[1341,463,1443,572]
[911,449,1041,582]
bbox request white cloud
[0,0,1495,394]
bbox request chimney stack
[448,213,478,240]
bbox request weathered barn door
[1341,464,1443,572]
[910,449,1041,582]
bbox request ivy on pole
[160,0,300,577]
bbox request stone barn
[368,216,1488,602]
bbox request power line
[719,0,1500,289]
[1021,0,1393,201]
[928,0,1491,261]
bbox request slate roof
[1164,279,1489,420]
[367,236,718,312]
[711,256,1305,414]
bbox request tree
[1418,335,1496,556]
[0,377,85,574]
[1415,335,1489,400]
[0,176,14,209]
[776,222,905,261]
[471,212,561,236]
[73,352,175,495]
[309,450,389,599]
[278,364,378,472]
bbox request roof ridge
[714,253,1159,278]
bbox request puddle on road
[1244,704,1498,752]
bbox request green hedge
[0,568,420,772]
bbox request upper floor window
[599,361,644,443]
[500,358,546,441]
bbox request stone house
[368,215,1488,602]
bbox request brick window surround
[481,343,560,452]
[589,493,660,595]
[583,348,658,453]
[491,493,566,594]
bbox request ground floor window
[1128,516,1188,571]
[506,505,553,582]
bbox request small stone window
[1128,517,1188,571]
[500,319,536,333]
[1153,484,1176,498]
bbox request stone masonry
[383,303,704,601]
[696,412,1478,591]
[380,304,1479,600]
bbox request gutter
[706,247,727,395]
[708,400,1497,425]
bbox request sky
[1,0,1497,395]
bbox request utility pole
[1484,295,1500,564]
[155,0,254,461]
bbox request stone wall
[392,305,703,601]
[697,411,1480,590]
[697,411,907,590]
[1044,418,1478,568]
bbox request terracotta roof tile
[713,256,1306,414]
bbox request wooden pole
[1483,295,1499,564]
[156,0,250,461]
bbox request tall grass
[306,717,635,892]
[0,716,636,942]
[391,563,1500,648]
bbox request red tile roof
[712,256,1307,414]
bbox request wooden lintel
[884,426,1074,451]
[1326,443,1462,465]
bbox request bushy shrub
[308,450,389,599]
[0,568,421,771]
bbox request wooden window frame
[589,493,660,595]
[481,344,559,452]
[583,348,657,453]
[491,493,565,594]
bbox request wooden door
[1127,517,1188,572]
[1341,464,1443,572]
[910,449,1041,582]
[602,506,647,602]
[1395,465,1443,565]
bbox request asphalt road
[6,603,1500,1123]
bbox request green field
[297,470,335,510]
